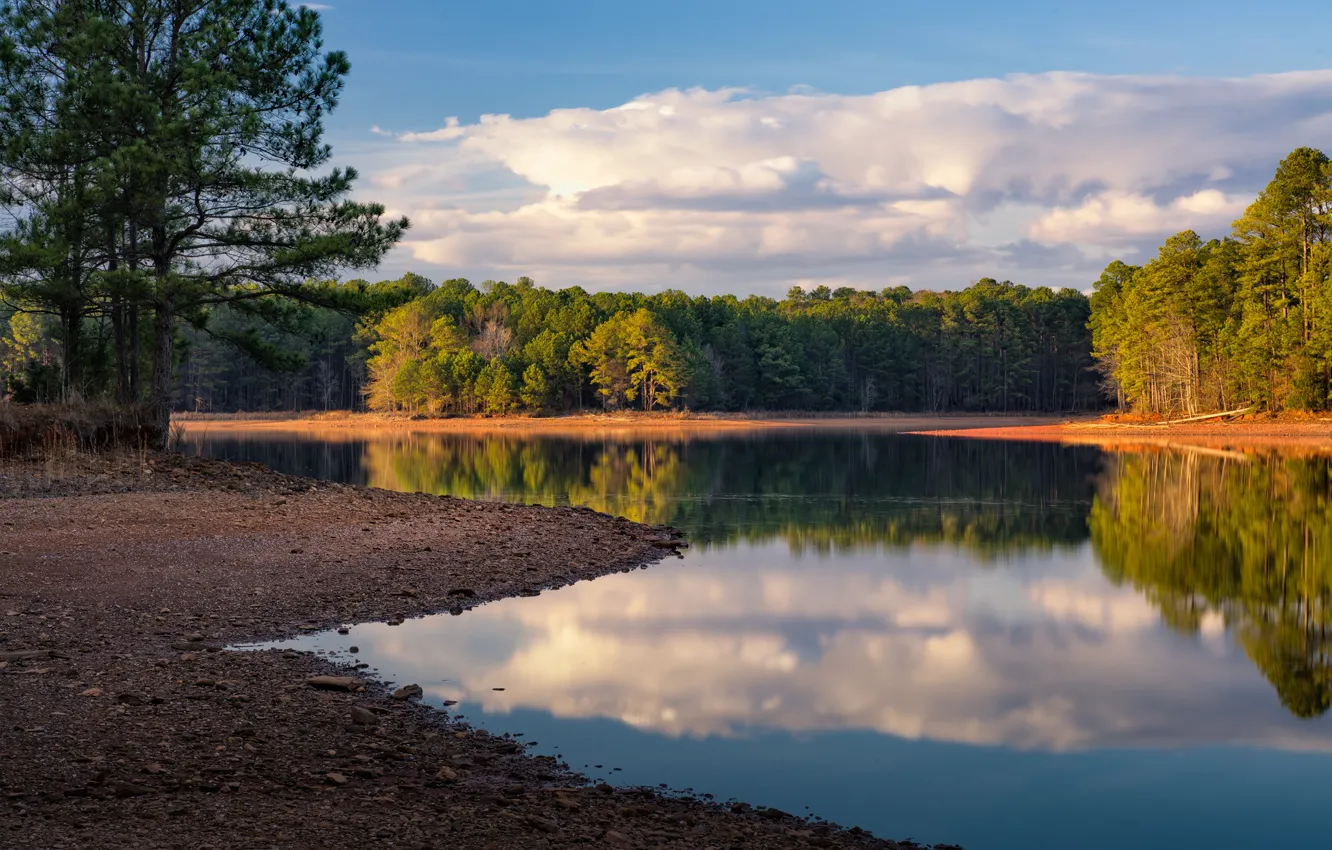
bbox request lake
[186,427,1332,850]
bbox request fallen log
[1161,406,1256,426]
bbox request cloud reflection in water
[307,540,1332,755]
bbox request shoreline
[0,451,925,849]
[176,410,1069,439]
[910,419,1332,454]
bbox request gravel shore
[0,452,934,850]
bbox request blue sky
[304,1,1332,294]
[321,0,1332,129]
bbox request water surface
[189,428,1332,850]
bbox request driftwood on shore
[1075,405,1257,429]
[1158,406,1257,426]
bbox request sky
[304,0,1332,296]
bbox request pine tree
[0,0,406,438]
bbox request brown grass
[0,401,163,459]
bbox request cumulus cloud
[362,71,1332,293]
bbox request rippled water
[189,427,1332,850]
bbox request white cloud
[361,70,1332,294]
[1027,189,1251,245]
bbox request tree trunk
[128,305,141,398]
[127,222,142,400]
[150,296,175,447]
[59,301,82,400]
[112,296,129,402]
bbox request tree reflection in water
[360,432,1097,557]
[1090,449,1332,718]
[191,430,1332,719]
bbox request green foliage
[0,304,59,400]
[519,364,551,412]
[476,360,516,416]
[0,0,404,433]
[1091,147,1332,413]
[361,277,1098,415]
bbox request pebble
[324,772,347,786]
[526,815,559,834]
[391,683,423,701]
[306,675,362,692]
[79,688,103,697]
[349,707,379,726]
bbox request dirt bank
[177,411,1062,442]
[912,417,1332,455]
[0,452,930,850]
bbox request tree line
[7,266,1101,416]
[1091,147,1332,414]
[357,276,1097,415]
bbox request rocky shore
[0,452,936,849]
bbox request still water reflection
[190,429,1332,850]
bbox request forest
[1090,147,1332,413]
[4,269,1100,415]
[345,276,1095,415]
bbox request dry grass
[0,400,163,459]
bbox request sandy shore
[0,451,926,849]
[177,411,1063,443]
[912,417,1332,454]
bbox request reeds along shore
[0,401,164,458]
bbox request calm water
[188,429,1332,850]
